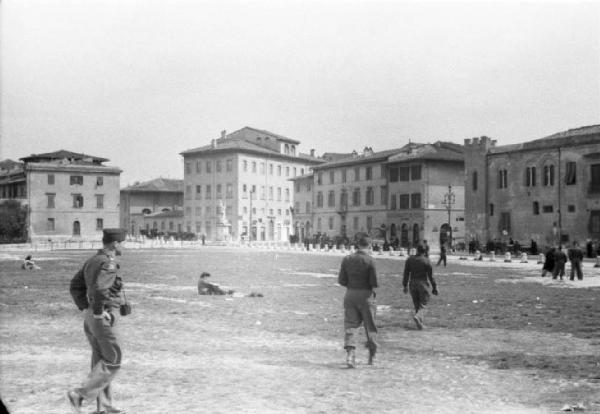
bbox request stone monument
[215,200,231,243]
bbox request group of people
[541,241,585,281]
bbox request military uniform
[568,244,584,280]
[338,248,378,366]
[403,252,437,329]
[69,229,126,414]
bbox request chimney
[221,130,227,139]
[310,149,315,157]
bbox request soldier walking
[403,244,438,329]
[338,235,378,368]
[68,229,128,414]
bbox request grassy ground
[0,247,599,413]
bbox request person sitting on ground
[197,272,233,295]
[22,255,40,270]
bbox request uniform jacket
[403,254,436,290]
[568,247,584,262]
[70,249,123,314]
[338,250,378,290]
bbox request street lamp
[441,185,456,248]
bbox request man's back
[338,251,378,290]
[403,255,433,286]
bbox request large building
[0,150,121,242]
[464,125,600,249]
[180,127,323,242]
[120,178,184,236]
[296,142,465,250]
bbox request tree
[0,200,27,243]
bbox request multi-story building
[140,210,184,236]
[386,142,465,251]
[464,125,600,249]
[180,127,323,242]
[120,178,183,236]
[291,173,314,241]
[0,150,121,242]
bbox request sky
[1,0,599,186]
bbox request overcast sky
[1,0,598,186]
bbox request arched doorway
[305,221,312,239]
[400,223,409,247]
[439,223,451,247]
[390,223,397,238]
[412,223,420,245]
[73,221,81,236]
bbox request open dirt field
[1,248,599,413]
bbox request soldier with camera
[68,228,130,414]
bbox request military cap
[102,228,126,244]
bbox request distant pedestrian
[423,240,430,258]
[530,239,538,256]
[568,241,584,280]
[201,234,206,245]
[403,243,438,330]
[67,228,128,414]
[541,247,556,277]
[338,235,378,368]
[436,243,447,267]
[553,245,567,280]
[21,255,40,270]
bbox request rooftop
[121,178,184,193]
[490,124,600,154]
[20,149,109,165]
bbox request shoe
[67,390,83,414]
[413,314,424,330]
[346,348,356,368]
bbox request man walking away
[338,235,378,368]
[68,229,128,414]
[403,244,438,330]
[436,243,447,267]
[568,241,584,280]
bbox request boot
[367,341,377,365]
[345,347,356,368]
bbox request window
[216,160,222,173]
[380,186,387,206]
[277,187,282,201]
[366,216,372,231]
[366,187,374,205]
[252,161,257,173]
[389,167,399,182]
[499,212,511,233]
[260,186,265,200]
[226,159,233,172]
[366,166,372,180]
[533,201,540,215]
[472,171,478,191]
[543,165,554,186]
[206,161,212,173]
[96,176,103,186]
[285,188,290,202]
[196,222,201,232]
[410,165,422,180]
[568,205,575,213]
[195,207,201,216]
[301,168,305,175]
[206,185,212,199]
[293,167,297,177]
[328,216,334,230]
[317,172,323,185]
[543,205,554,213]
[490,203,494,216]
[399,194,409,209]
[340,191,348,210]
[260,162,265,174]
[411,193,421,209]
[329,170,335,184]
[185,185,191,199]
[96,218,103,230]
[196,160,202,173]
[525,167,536,187]
[341,169,347,183]
[269,186,274,200]
[327,190,335,207]
[95,194,104,209]
[317,192,324,208]
[243,160,248,172]
[353,216,359,231]
[226,184,233,199]
[169,222,174,231]
[305,202,311,213]
[399,166,409,181]
[592,164,600,192]
[185,206,191,215]
[498,169,508,189]
[317,217,322,230]
[216,184,222,199]
[72,194,84,208]
[352,188,361,206]
[196,185,202,198]
[286,166,290,177]
[277,165,282,176]
[47,218,55,231]
[48,174,55,185]
[70,175,83,185]
[565,161,576,185]
[295,201,300,213]
[354,167,360,181]
[205,206,211,215]
[390,194,397,210]
[185,162,191,174]
[46,193,55,208]
[269,164,274,175]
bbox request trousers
[343,289,377,350]
[409,283,431,313]
[76,309,122,406]
[570,260,583,280]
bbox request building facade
[120,178,183,236]
[180,127,323,242]
[291,173,314,241]
[1,150,121,242]
[464,125,600,249]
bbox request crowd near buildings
[1,124,599,253]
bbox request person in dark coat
[436,243,447,267]
[338,235,378,368]
[568,241,584,280]
[541,247,556,277]
[553,245,567,280]
[403,244,438,329]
